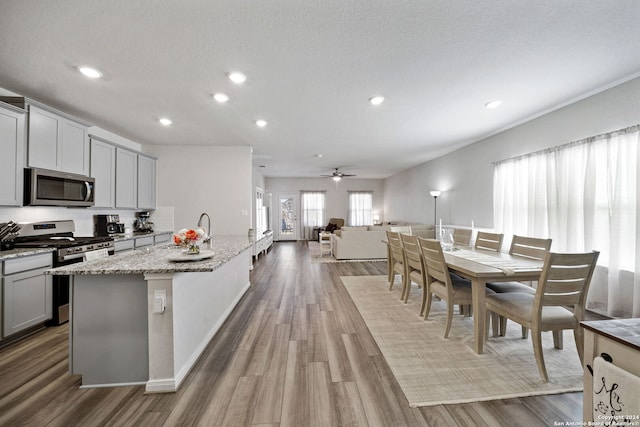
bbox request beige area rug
[308,241,386,263]
[340,275,584,407]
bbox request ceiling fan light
[332,176,342,182]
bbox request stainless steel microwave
[24,168,95,207]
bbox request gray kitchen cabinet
[0,97,90,175]
[115,147,138,209]
[90,137,116,208]
[137,154,156,210]
[134,236,154,248]
[0,103,26,206]
[2,253,53,338]
[114,239,134,253]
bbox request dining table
[442,247,544,354]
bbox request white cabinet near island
[0,102,25,206]
[48,236,253,393]
[115,147,138,209]
[137,154,156,210]
[2,252,53,338]
[89,138,117,208]
[0,97,90,176]
[90,136,157,210]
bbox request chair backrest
[475,231,504,252]
[417,237,451,290]
[400,234,423,277]
[386,231,404,265]
[453,228,472,246]
[534,251,599,321]
[329,218,344,229]
[509,235,552,260]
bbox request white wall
[385,76,640,229]
[265,177,384,238]
[145,145,253,235]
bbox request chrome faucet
[197,212,211,247]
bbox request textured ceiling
[1,1,640,178]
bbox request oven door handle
[84,181,92,202]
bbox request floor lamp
[430,190,441,234]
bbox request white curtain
[348,191,373,226]
[494,125,640,318]
[300,191,326,240]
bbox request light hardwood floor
[0,241,588,426]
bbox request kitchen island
[47,235,254,393]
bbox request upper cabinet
[0,97,90,176]
[115,147,138,209]
[90,137,116,208]
[0,102,26,206]
[137,154,156,210]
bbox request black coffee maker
[134,211,154,233]
[95,214,125,236]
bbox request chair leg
[444,301,454,338]
[532,330,549,383]
[420,286,428,316]
[522,326,529,339]
[402,279,412,303]
[573,327,584,365]
[499,316,507,336]
[388,272,395,290]
[491,313,499,337]
[552,330,563,349]
[423,292,433,320]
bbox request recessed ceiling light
[369,96,385,105]
[485,100,502,109]
[255,119,267,127]
[78,66,102,79]
[314,154,323,158]
[228,72,247,84]
[159,118,172,126]
[213,93,229,103]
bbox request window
[348,191,373,226]
[493,125,639,317]
[300,191,326,240]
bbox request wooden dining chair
[487,235,552,337]
[400,233,426,305]
[487,235,552,295]
[452,228,472,247]
[485,251,599,382]
[474,231,504,252]
[418,237,494,338]
[386,231,406,292]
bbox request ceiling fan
[321,168,357,182]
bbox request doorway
[278,193,297,240]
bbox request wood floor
[0,241,587,426]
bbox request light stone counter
[62,234,254,394]
[47,235,254,275]
[0,247,54,261]
[111,230,172,242]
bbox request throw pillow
[325,223,337,232]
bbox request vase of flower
[173,227,207,255]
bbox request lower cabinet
[2,254,53,338]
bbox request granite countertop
[581,318,640,351]
[46,235,255,275]
[0,247,55,262]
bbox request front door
[278,193,298,240]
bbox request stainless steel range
[13,220,114,325]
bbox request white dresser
[581,318,640,422]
